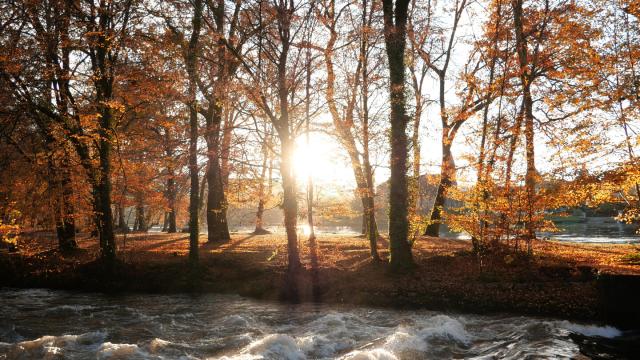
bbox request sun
[293,133,354,188]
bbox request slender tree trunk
[512,0,536,251]
[504,103,524,247]
[187,99,200,263]
[474,0,503,250]
[198,167,207,222]
[361,0,379,259]
[523,84,536,249]
[425,142,455,236]
[95,105,116,263]
[304,41,316,242]
[382,0,414,271]
[220,110,233,189]
[254,131,271,234]
[163,132,178,234]
[410,97,423,227]
[186,0,203,265]
[53,154,77,251]
[162,0,203,261]
[322,0,378,258]
[36,1,77,252]
[166,174,177,233]
[425,69,455,237]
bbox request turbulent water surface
[0,288,634,359]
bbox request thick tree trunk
[382,0,414,271]
[205,105,231,243]
[135,199,147,232]
[281,138,301,272]
[206,161,230,241]
[255,199,267,233]
[116,203,128,233]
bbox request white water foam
[339,348,398,360]
[384,314,471,353]
[297,312,379,357]
[8,331,107,359]
[217,333,306,360]
[216,313,472,359]
[559,321,622,338]
[97,342,149,359]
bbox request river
[1,288,637,359]
[225,217,640,244]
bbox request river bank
[1,232,639,328]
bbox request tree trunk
[162,212,168,232]
[273,1,301,273]
[254,131,271,235]
[425,142,455,236]
[166,176,177,233]
[188,97,200,264]
[205,104,231,243]
[220,110,233,189]
[255,198,267,233]
[322,0,378,258]
[206,161,230,241]
[512,0,536,251]
[52,153,77,251]
[305,41,316,242]
[116,203,128,233]
[135,199,147,232]
[361,0,379,259]
[281,137,301,272]
[382,0,414,271]
[94,102,116,263]
[186,0,203,265]
[409,94,423,231]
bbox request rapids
[0,288,634,359]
